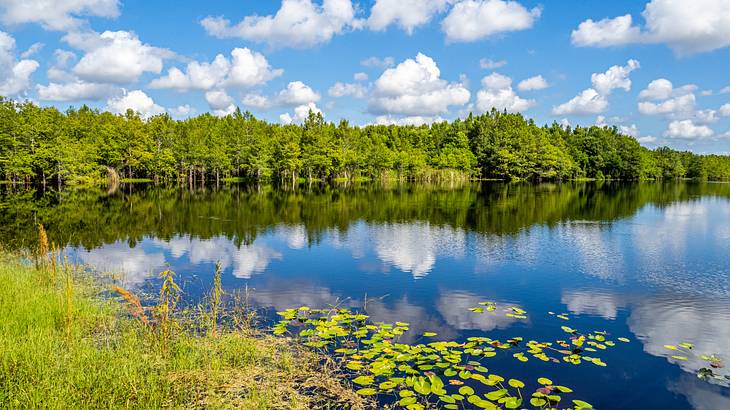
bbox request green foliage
[0,254,368,409]
[2,98,729,186]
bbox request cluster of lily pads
[663,343,729,385]
[270,303,635,409]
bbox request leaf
[508,379,525,389]
[573,399,594,409]
[423,332,437,337]
[352,375,374,386]
[459,386,475,396]
[672,355,689,361]
[537,377,553,386]
[664,345,678,350]
[398,397,417,406]
[356,388,377,396]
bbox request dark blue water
[3,181,729,408]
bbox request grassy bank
[0,250,367,409]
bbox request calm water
[2,181,730,409]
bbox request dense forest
[1,97,729,186]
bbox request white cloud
[71,30,173,84]
[0,31,39,96]
[638,78,673,100]
[106,90,165,119]
[571,14,642,47]
[201,0,358,48]
[720,104,730,117]
[590,59,639,95]
[476,72,534,113]
[242,81,321,111]
[0,0,119,31]
[150,48,282,91]
[552,59,638,116]
[552,88,608,116]
[168,104,194,118]
[638,78,696,101]
[368,52,470,116]
[442,0,541,43]
[205,90,236,117]
[637,135,657,144]
[361,56,395,68]
[479,58,507,69]
[638,93,696,117]
[280,102,323,124]
[571,0,730,56]
[721,86,730,94]
[37,81,117,101]
[373,115,445,126]
[664,120,714,139]
[276,81,321,105]
[354,72,368,81]
[368,0,450,33]
[596,115,640,137]
[20,42,43,58]
[328,82,367,98]
[517,74,548,91]
[241,94,271,109]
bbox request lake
[2,181,729,409]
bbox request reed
[111,285,150,328]
[0,252,369,409]
[36,223,49,270]
[62,256,74,339]
[209,261,223,338]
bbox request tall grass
[0,248,368,409]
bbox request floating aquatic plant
[662,342,730,385]
[271,307,607,409]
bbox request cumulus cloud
[150,48,282,91]
[361,56,395,68]
[664,120,714,139]
[721,86,730,94]
[168,104,195,118]
[721,104,730,117]
[354,72,368,81]
[37,81,117,101]
[637,80,699,120]
[442,0,541,42]
[590,59,639,95]
[373,115,445,126]
[280,102,323,124]
[368,53,470,117]
[552,88,608,116]
[637,135,657,144]
[106,90,165,119]
[328,82,367,98]
[0,0,119,31]
[0,31,40,96]
[69,30,174,84]
[479,58,507,69]
[205,90,237,117]
[242,81,322,117]
[552,60,638,116]
[201,0,358,48]
[476,72,535,113]
[368,0,450,33]
[517,75,548,91]
[571,0,730,56]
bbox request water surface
[2,181,729,409]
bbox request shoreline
[0,250,370,409]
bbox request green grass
[0,252,366,409]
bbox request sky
[1,0,730,153]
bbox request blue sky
[1,0,729,153]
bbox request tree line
[1,97,729,186]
